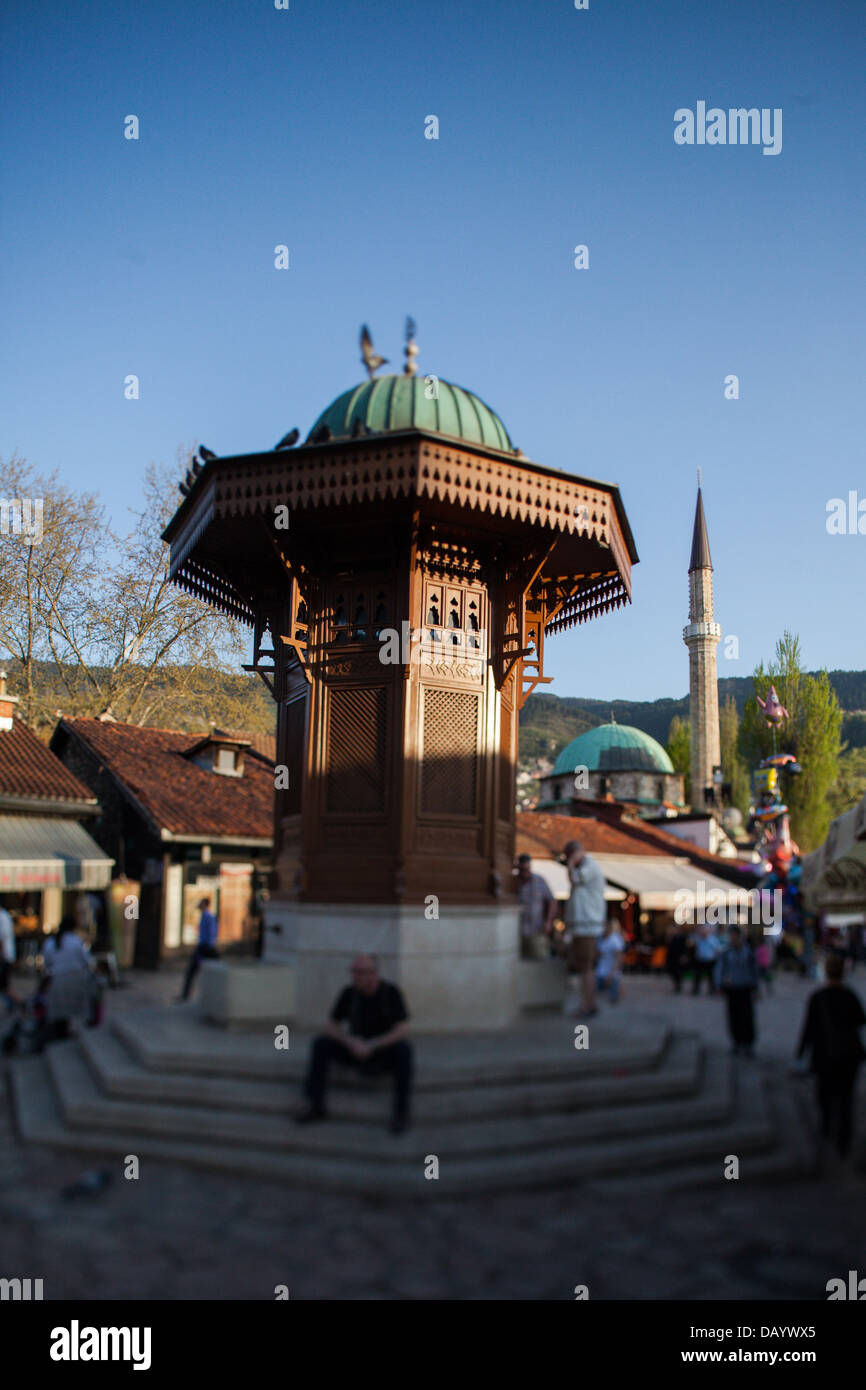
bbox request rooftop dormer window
[215,747,240,776]
[183,729,249,778]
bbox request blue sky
[1,0,863,701]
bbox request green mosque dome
[551,723,675,777]
[306,374,513,452]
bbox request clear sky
[2,0,863,701]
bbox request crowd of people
[515,842,865,1163]
[0,857,862,1164]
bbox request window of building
[215,747,239,776]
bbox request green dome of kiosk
[306,375,513,452]
[551,724,675,777]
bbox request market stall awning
[0,816,114,891]
[529,858,625,902]
[592,854,750,913]
[802,794,866,913]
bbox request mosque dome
[306,375,513,452]
[551,723,675,777]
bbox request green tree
[667,714,690,783]
[719,695,750,816]
[738,631,842,853]
[826,747,866,821]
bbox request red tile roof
[517,811,748,883]
[212,728,277,764]
[0,718,97,807]
[603,817,748,878]
[516,812,671,859]
[55,718,274,841]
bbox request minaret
[683,484,721,810]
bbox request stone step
[79,1024,704,1121]
[11,1050,780,1196]
[46,1040,731,1160]
[438,1062,778,1194]
[109,1006,671,1088]
[583,1067,819,1194]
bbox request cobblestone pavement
[1,964,864,1300]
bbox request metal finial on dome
[403,316,418,377]
[610,709,616,724]
[697,466,702,489]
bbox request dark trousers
[725,987,755,1048]
[816,1062,859,1155]
[668,964,683,993]
[692,960,715,994]
[304,1035,413,1118]
[181,943,219,999]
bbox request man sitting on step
[296,954,413,1134]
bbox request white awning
[529,858,625,902]
[591,854,752,913]
[0,817,114,891]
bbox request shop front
[0,814,114,961]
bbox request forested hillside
[520,671,866,761]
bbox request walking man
[796,952,866,1162]
[714,926,759,1056]
[297,954,413,1134]
[562,840,607,1018]
[178,897,219,1001]
[515,853,556,959]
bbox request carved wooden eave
[163,431,638,644]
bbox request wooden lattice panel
[420,688,479,817]
[326,686,387,813]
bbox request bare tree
[0,453,268,737]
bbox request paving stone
[0,968,863,1299]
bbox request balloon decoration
[747,686,803,928]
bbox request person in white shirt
[596,919,625,1003]
[563,840,608,1017]
[0,905,16,997]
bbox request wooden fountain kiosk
[162,327,638,1029]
